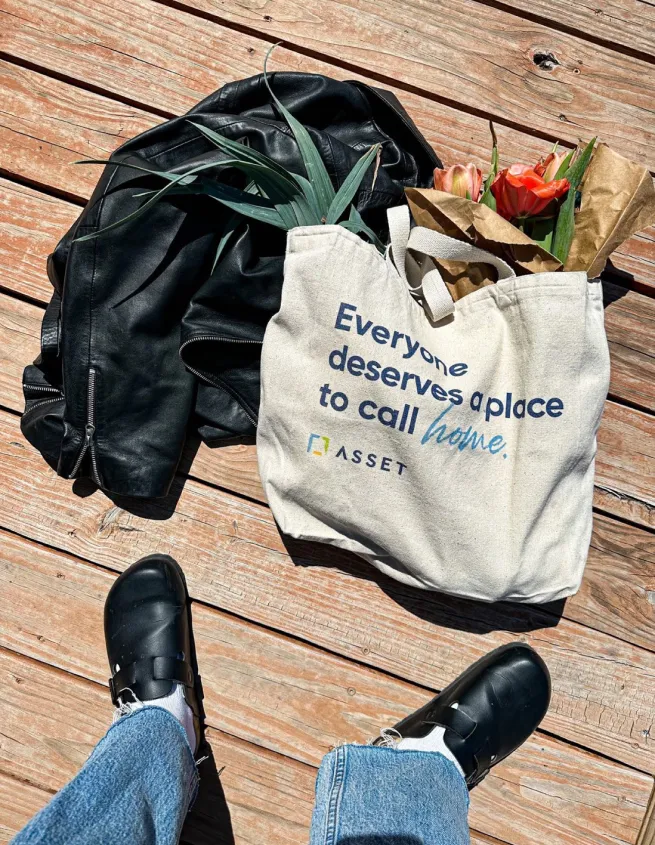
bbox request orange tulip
[434,163,483,201]
[491,165,570,220]
[534,150,569,183]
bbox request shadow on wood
[181,739,235,845]
[284,535,565,635]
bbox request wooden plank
[0,0,555,171]
[1,23,654,291]
[163,0,655,168]
[0,771,55,844]
[638,783,655,845]
[0,245,653,523]
[613,228,655,296]
[595,403,655,527]
[496,0,655,58]
[569,512,655,652]
[0,61,153,201]
[603,282,655,410]
[0,537,651,845]
[0,179,79,302]
[0,412,653,776]
[1,288,654,643]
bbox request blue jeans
[12,709,470,845]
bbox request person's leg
[11,554,204,845]
[311,744,469,845]
[12,707,197,845]
[309,643,551,845]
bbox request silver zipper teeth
[179,334,263,352]
[22,395,63,421]
[69,368,100,483]
[23,384,62,395]
[87,369,100,485]
[179,335,260,426]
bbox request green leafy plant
[551,137,596,263]
[479,121,498,211]
[74,44,383,256]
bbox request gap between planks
[0,529,651,845]
[0,19,653,285]
[0,407,653,780]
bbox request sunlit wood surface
[0,2,654,842]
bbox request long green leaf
[290,195,321,226]
[199,181,286,229]
[183,129,306,227]
[551,137,596,264]
[212,212,241,273]
[479,121,499,210]
[74,166,207,242]
[263,44,335,213]
[75,159,284,241]
[294,174,323,221]
[211,181,260,272]
[187,121,299,188]
[340,220,383,250]
[326,144,380,224]
[76,158,197,186]
[553,148,574,181]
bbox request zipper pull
[84,423,95,443]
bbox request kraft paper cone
[406,188,561,301]
[565,143,655,277]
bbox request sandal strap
[109,656,194,705]
[427,706,476,740]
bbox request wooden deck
[0,1,654,842]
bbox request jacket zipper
[23,384,62,395]
[69,368,100,484]
[179,335,261,427]
[22,395,64,422]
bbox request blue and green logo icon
[307,434,330,456]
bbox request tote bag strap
[386,205,516,322]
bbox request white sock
[113,683,197,754]
[395,703,465,778]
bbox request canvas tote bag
[257,206,610,603]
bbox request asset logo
[307,433,330,456]
[306,432,407,477]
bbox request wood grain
[0,0,555,170]
[613,227,655,296]
[0,179,79,302]
[0,411,654,775]
[0,536,651,844]
[0,61,153,201]
[0,771,54,844]
[163,0,655,168]
[0,27,653,291]
[497,0,655,57]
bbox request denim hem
[309,742,472,845]
[104,706,199,808]
[360,745,470,809]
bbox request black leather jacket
[21,72,439,498]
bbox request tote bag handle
[386,205,516,322]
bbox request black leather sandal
[104,554,204,752]
[376,642,551,788]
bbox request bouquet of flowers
[407,126,655,301]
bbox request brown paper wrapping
[406,187,561,301]
[564,143,655,277]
